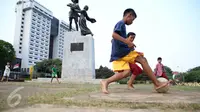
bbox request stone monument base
[61,31,95,82]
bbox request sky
[0,0,200,72]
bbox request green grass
[171,85,200,91]
[1,82,200,111]
[27,83,200,111]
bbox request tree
[164,66,173,79]
[184,66,200,82]
[34,59,62,78]
[0,40,15,70]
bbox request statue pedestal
[61,32,95,81]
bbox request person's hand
[137,52,144,56]
[126,40,136,48]
[90,18,96,23]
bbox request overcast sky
[0,0,200,72]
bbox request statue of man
[67,0,81,31]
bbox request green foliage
[117,77,130,84]
[34,59,62,78]
[0,40,15,70]
[187,66,200,72]
[95,65,114,79]
[184,70,200,83]
[164,66,173,79]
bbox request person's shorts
[3,71,10,77]
[52,72,57,78]
[112,51,141,72]
[129,63,143,76]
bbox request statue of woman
[77,5,96,36]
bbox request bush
[184,70,200,82]
[95,65,114,79]
[117,77,130,84]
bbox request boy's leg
[55,75,60,84]
[101,70,130,94]
[56,77,60,84]
[127,74,136,89]
[6,76,8,82]
[161,73,169,80]
[135,56,169,89]
[51,75,53,83]
[1,76,4,82]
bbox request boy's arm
[154,64,158,74]
[163,65,166,73]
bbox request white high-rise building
[13,0,73,68]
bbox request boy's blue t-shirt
[110,20,133,62]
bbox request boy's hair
[127,32,136,38]
[123,8,137,18]
[157,57,162,60]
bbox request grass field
[0,82,200,112]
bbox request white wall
[13,3,23,59]
[21,9,33,68]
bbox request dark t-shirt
[110,20,132,62]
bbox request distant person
[1,62,11,82]
[51,65,61,84]
[154,57,169,80]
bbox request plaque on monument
[70,43,84,52]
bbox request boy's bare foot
[128,85,134,90]
[127,81,134,89]
[155,81,170,90]
[100,80,109,94]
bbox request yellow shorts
[112,51,143,72]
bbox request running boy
[101,8,169,94]
[51,65,61,84]
[125,32,143,89]
[154,57,169,80]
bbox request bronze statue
[77,5,96,36]
[67,0,81,31]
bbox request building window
[21,26,23,28]
[29,61,32,63]
[19,51,21,53]
[22,22,24,24]
[19,47,22,49]
[21,30,23,32]
[22,14,25,16]
[20,34,23,36]
[20,42,22,45]
[20,38,22,41]
[22,18,24,20]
